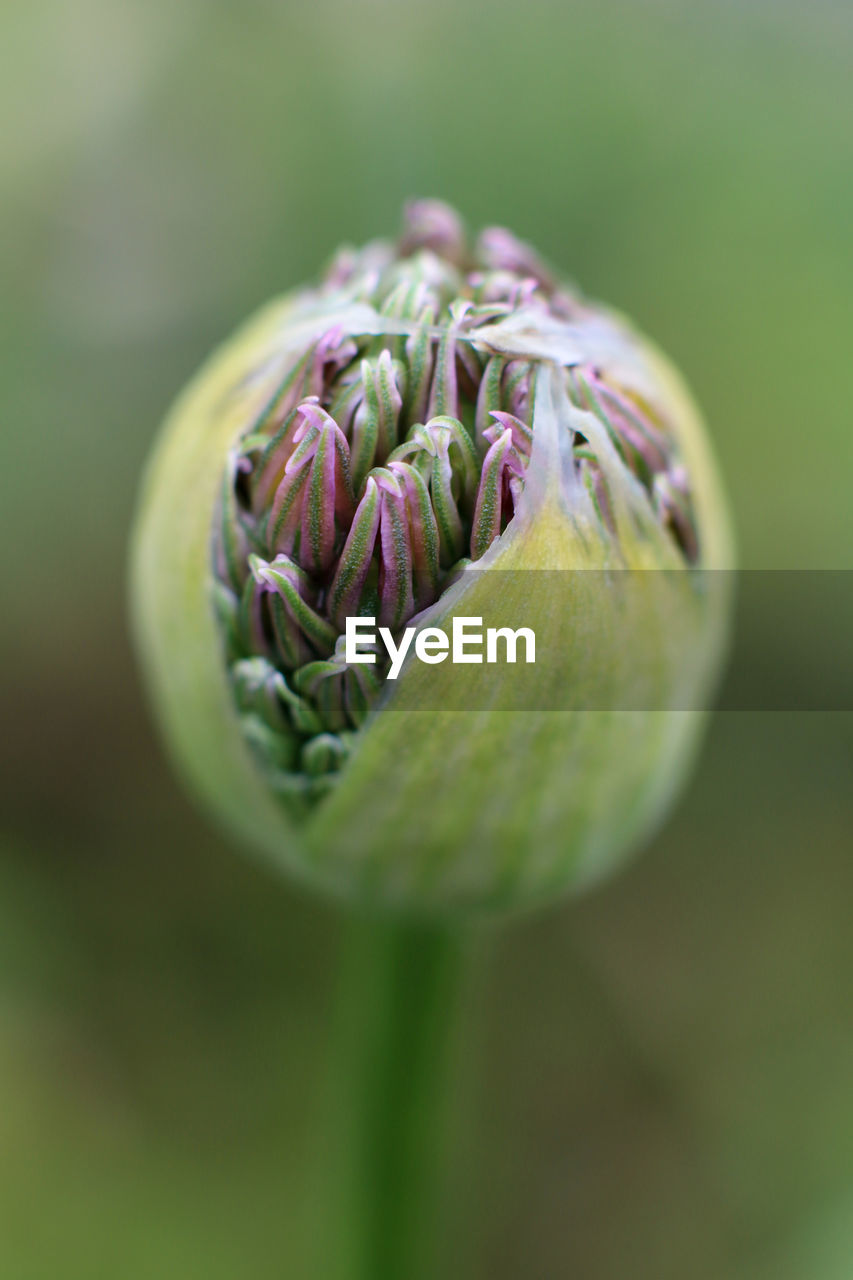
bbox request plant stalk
[320,913,467,1280]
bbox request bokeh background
[2,1,852,1276]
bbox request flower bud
[130,201,734,912]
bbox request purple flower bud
[399,199,466,264]
[132,200,734,909]
[202,205,717,789]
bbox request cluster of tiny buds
[212,202,698,798]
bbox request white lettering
[345,616,535,675]
[415,627,449,664]
[486,626,536,664]
[380,626,416,680]
[345,616,377,664]
[453,617,483,663]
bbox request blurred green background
[2,0,852,1276]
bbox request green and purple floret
[214,202,701,804]
[131,199,733,909]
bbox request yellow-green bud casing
[130,286,734,914]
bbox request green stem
[321,914,467,1280]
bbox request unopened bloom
[130,201,733,912]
